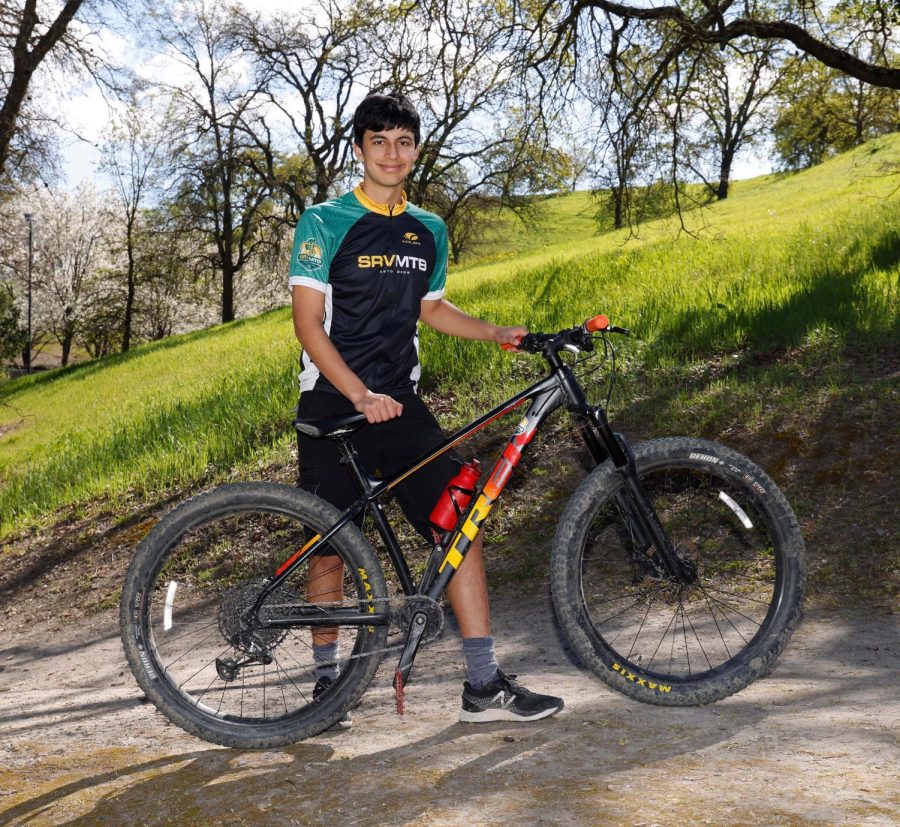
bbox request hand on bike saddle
[353,389,404,423]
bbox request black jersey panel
[316,209,441,395]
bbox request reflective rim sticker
[164,581,178,631]
[719,491,753,529]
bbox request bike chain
[258,593,445,666]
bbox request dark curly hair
[352,92,420,146]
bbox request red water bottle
[429,459,481,531]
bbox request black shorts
[295,391,460,542]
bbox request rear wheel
[120,483,388,747]
[551,438,806,706]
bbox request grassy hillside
[1,135,898,539]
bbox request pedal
[394,668,405,715]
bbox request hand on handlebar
[498,313,629,355]
[494,324,529,352]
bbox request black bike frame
[256,359,607,629]
[250,335,689,695]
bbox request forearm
[420,299,527,345]
[292,286,402,423]
[420,300,499,340]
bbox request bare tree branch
[561,0,900,88]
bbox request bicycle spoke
[193,670,225,710]
[570,452,792,687]
[625,594,655,662]
[645,602,681,673]
[681,602,714,672]
[162,625,225,672]
[702,589,733,662]
[155,619,220,647]
[699,586,765,631]
[700,582,774,608]
[127,499,387,742]
[173,641,235,690]
[269,650,312,705]
[678,605,691,675]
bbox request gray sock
[313,641,339,681]
[463,636,499,690]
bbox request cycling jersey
[288,185,448,395]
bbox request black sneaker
[313,675,352,730]
[459,670,564,723]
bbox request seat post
[335,435,375,496]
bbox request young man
[289,92,564,726]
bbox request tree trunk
[222,264,235,323]
[123,272,135,351]
[122,228,135,351]
[0,0,86,181]
[61,330,74,366]
[717,148,734,200]
[612,185,624,229]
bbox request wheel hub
[217,579,299,654]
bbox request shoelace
[495,671,530,695]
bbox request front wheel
[120,483,388,747]
[550,437,806,706]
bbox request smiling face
[353,127,420,204]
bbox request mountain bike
[120,314,806,748]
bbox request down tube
[426,385,564,600]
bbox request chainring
[391,594,444,644]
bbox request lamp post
[23,213,33,373]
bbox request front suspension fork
[578,407,695,583]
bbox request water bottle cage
[447,485,476,520]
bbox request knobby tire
[120,483,388,748]
[550,437,806,706]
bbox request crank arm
[394,610,429,688]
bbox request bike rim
[138,506,380,726]
[577,461,788,685]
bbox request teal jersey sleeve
[288,207,332,292]
[429,218,448,296]
[407,205,448,299]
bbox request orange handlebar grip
[501,343,518,351]
[585,314,610,332]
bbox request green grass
[0,311,300,533]
[455,190,602,267]
[1,134,898,537]
[426,136,900,417]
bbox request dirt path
[0,591,897,827]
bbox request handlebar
[501,314,630,356]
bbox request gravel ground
[1,591,897,827]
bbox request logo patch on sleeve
[297,238,324,271]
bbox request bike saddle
[293,412,367,439]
